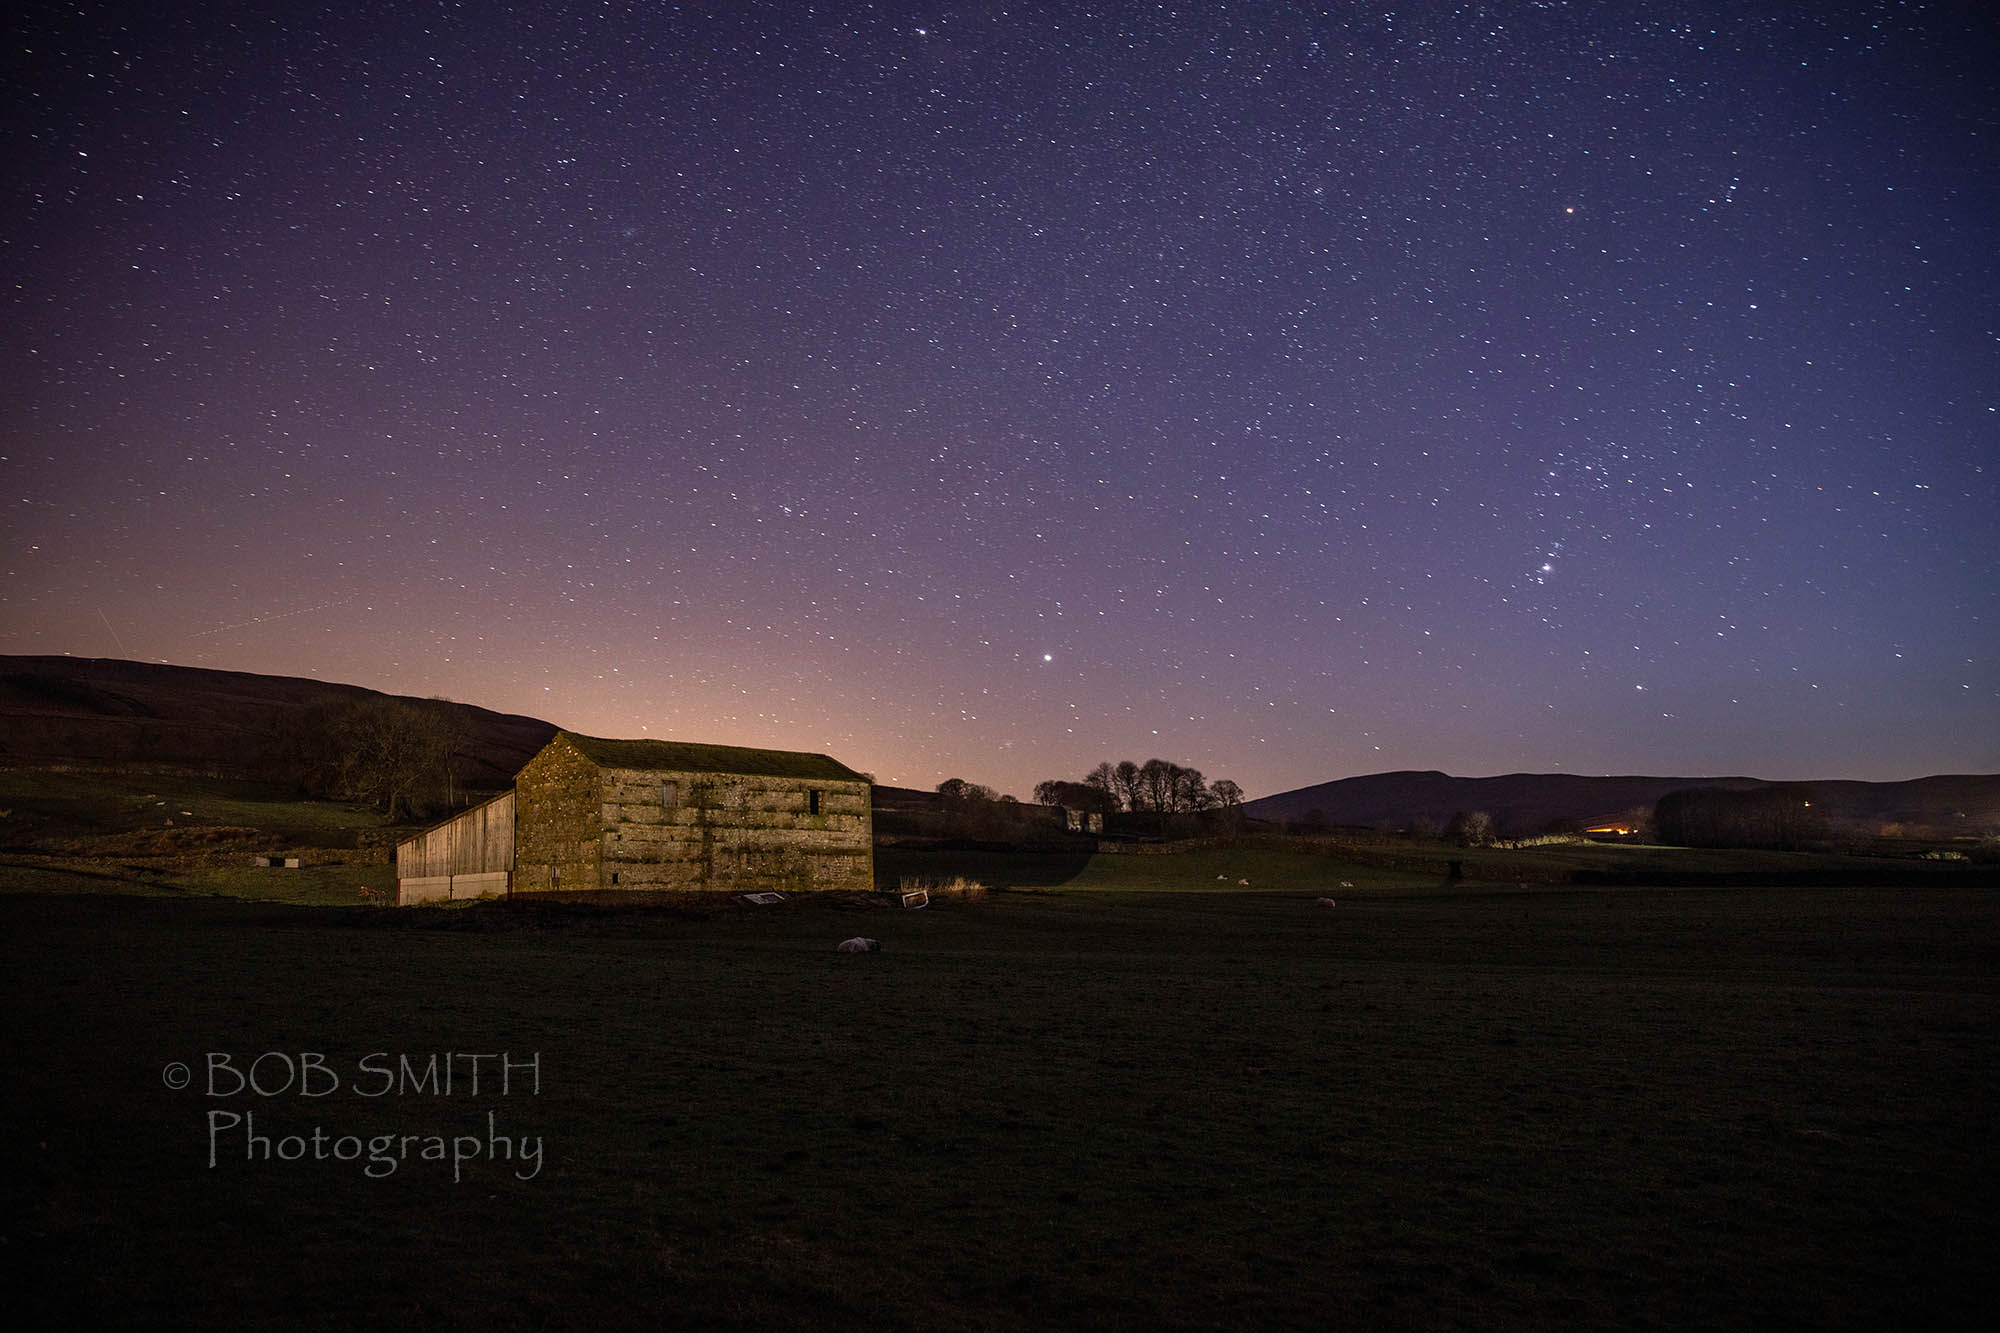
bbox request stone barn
[397,731,873,902]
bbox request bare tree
[1209,779,1245,833]
[294,697,464,821]
[1139,759,1177,815]
[1085,762,1121,812]
[1445,810,1495,847]
[1114,760,1144,813]
[1175,766,1210,815]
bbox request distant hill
[11,658,1995,841]
[1242,769,2000,840]
[0,656,558,792]
[871,785,942,811]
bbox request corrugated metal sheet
[395,791,514,879]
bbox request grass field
[0,768,394,846]
[879,839,1994,892]
[8,836,1978,916]
[4,868,1995,1331]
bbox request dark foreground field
[4,880,1995,1330]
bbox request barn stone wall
[512,736,604,894]
[509,733,873,895]
[599,767,872,894]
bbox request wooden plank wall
[397,871,511,906]
[395,791,514,879]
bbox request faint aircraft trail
[185,596,358,640]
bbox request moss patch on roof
[557,732,868,783]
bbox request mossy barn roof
[558,732,868,783]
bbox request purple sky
[6,1,1996,799]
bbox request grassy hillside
[0,768,390,846]
[0,768,404,907]
[0,655,558,789]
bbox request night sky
[7,1,1996,799]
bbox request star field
[6,1,1996,796]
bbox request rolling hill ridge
[6,657,1994,838]
[1242,769,2000,840]
[0,656,557,792]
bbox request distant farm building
[396,732,872,904]
[1061,807,1105,834]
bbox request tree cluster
[1653,785,1826,851]
[1030,779,1116,815]
[935,777,1001,807]
[291,697,467,821]
[931,777,1025,840]
[1036,758,1244,833]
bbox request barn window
[661,780,679,809]
[808,789,822,815]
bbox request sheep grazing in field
[836,937,881,953]
[1238,878,1251,886]
[1316,897,1338,908]
[1340,881,1354,888]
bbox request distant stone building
[1061,807,1104,834]
[397,732,872,903]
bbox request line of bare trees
[1034,759,1245,832]
[1654,784,1825,851]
